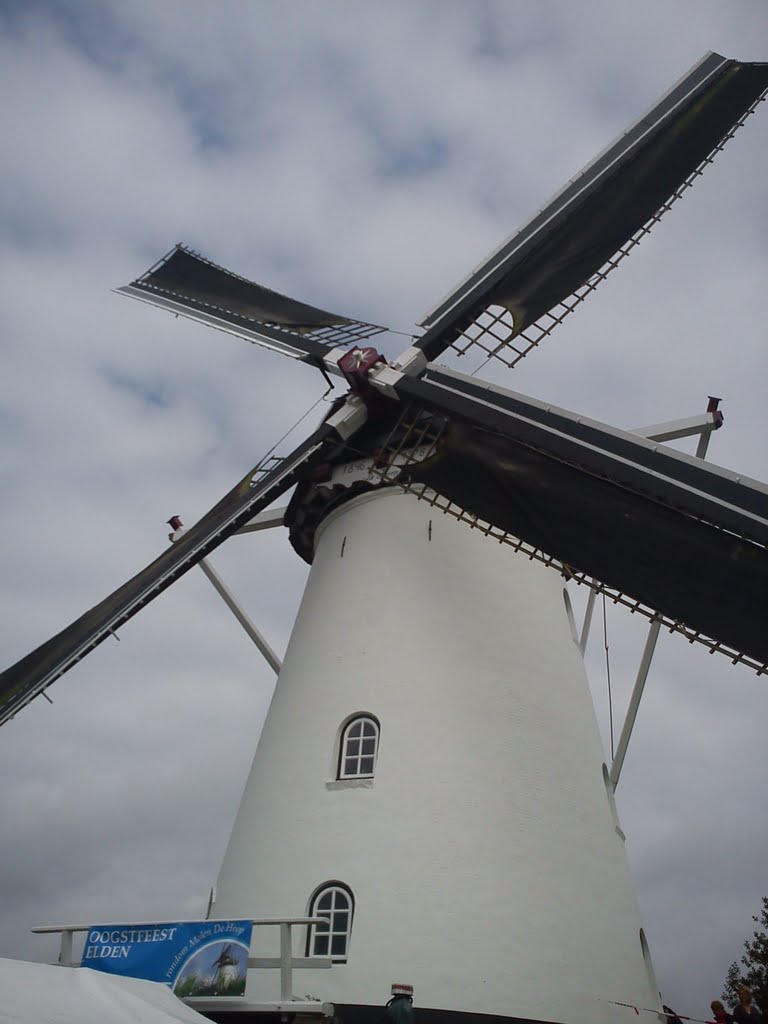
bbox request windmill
[209,944,239,994]
[2,48,768,1024]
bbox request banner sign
[81,920,252,997]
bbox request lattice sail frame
[449,91,767,371]
[371,404,768,676]
[132,244,387,350]
[249,454,287,486]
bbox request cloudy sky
[1,1,767,1019]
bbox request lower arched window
[338,715,379,779]
[307,882,354,961]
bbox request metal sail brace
[117,244,387,365]
[414,52,768,370]
[370,393,768,677]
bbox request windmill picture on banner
[2,49,768,1024]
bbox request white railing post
[279,921,293,1001]
[59,929,73,967]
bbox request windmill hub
[286,409,441,563]
[338,345,386,386]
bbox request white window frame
[307,883,354,962]
[337,715,379,780]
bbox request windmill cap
[391,984,414,997]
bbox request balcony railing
[32,916,333,1014]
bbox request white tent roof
[0,958,211,1024]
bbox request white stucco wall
[214,488,660,1023]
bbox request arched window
[338,715,379,779]
[307,883,354,961]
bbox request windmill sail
[0,423,343,727]
[118,245,387,369]
[415,51,768,367]
[389,366,768,670]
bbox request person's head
[738,986,752,1007]
[711,1000,727,1019]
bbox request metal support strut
[609,620,661,789]
[168,517,282,675]
[600,397,723,786]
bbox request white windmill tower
[2,51,768,1024]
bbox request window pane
[331,935,347,956]
[344,757,357,775]
[346,739,360,756]
[362,721,376,737]
[349,722,362,738]
[361,738,375,755]
[333,891,349,910]
[317,894,332,911]
[313,934,329,956]
[360,757,374,774]
[334,912,349,931]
